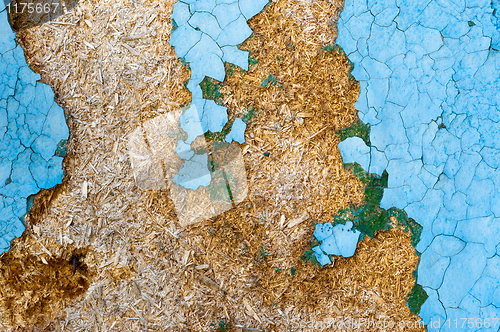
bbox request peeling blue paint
[336,0,500,328]
[169,0,268,190]
[312,221,361,266]
[225,118,246,144]
[173,152,212,190]
[0,9,69,254]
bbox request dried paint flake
[312,221,361,266]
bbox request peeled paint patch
[313,222,334,242]
[312,245,332,266]
[179,104,205,145]
[337,137,370,171]
[313,221,361,266]
[173,153,212,190]
[336,0,500,328]
[202,100,228,133]
[225,118,246,144]
[0,9,69,254]
[169,0,269,190]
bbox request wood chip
[243,299,262,323]
[195,273,220,291]
[296,112,313,118]
[195,264,209,270]
[81,181,88,199]
[286,213,309,228]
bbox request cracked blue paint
[0,9,69,254]
[338,136,389,181]
[173,152,212,190]
[336,0,500,329]
[170,0,268,190]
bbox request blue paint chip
[225,118,246,144]
[312,245,332,266]
[239,0,269,20]
[337,137,370,171]
[184,34,223,64]
[169,24,202,58]
[175,139,195,160]
[172,1,191,27]
[313,222,334,242]
[222,46,249,71]
[188,12,222,38]
[203,100,228,133]
[173,153,212,190]
[312,221,361,265]
[216,15,253,47]
[179,103,206,144]
[213,2,240,29]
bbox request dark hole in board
[0,248,92,328]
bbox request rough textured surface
[337,0,500,329]
[169,0,268,189]
[1,0,424,329]
[0,9,68,254]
